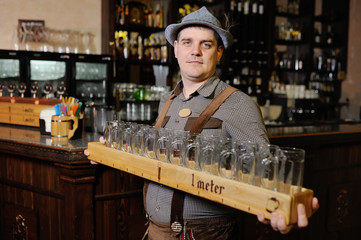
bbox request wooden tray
[88,142,314,225]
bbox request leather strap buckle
[171,221,183,233]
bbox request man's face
[174,26,224,83]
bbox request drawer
[10,104,53,116]
[10,114,39,127]
[0,102,10,113]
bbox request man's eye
[203,43,211,48]
[183,41,190,45]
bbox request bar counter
[1,123,361,239]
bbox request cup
[198,134,220,175]
[235,141,257,184]
[51,115,78,140]
[184,135,201,170]
[116,120,126,151]
[103,120,119,148]
[257,144,280,191]
[143,127,157,159]
[218,138,237,179]
[132,124,147,156]
[278,147,305,194]
[169,130,190,166]
[122,122,137,153]
[155,128,171,162]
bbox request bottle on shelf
[146,3,154,27]
[243,0,250,15]
[326,24,334,45]
[119,0,125,25]
[155,3,163,28]
[314,26,321,44]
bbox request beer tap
[18,82,27,98]
[7,82,16,98]
[30,82,39,98]
[56,83,66,99]
[0,83,4,97]
[43,83,53,99]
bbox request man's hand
[257,197,319,234]
[84,136,105,165]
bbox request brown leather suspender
[189,86,238,135]
[164,86,239,234]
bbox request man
[86,6,318,240]
[143,6,318,240]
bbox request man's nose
[191,44,201,56]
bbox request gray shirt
[145,75,269,223]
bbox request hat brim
[165,20,234,49]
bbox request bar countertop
[1,122,361,151]
[0,124,101,164]
[267,122,361,146]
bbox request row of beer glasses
[104,120,305,195]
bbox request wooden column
[57,163,96,240]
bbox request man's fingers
[277,215,291,234]
[297,204,308,228]
[312,197,319,213]
[270,213,279,231]
[257,212,270,225]
[90,160,99,165]
[84,149,90,156]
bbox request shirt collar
[171,74,220,98]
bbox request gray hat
[165,6,234,49]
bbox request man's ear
[174,41,178,59]
[217,45,224,62]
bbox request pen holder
[51,115,79,140]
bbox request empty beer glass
[218,138,237,179]
[104,120,118,148]
[278,147,305,194]
[199,134,220,175]
[116,121,126,151]
[156,128,171,162]
[169,130,190,166]
[184,135,201,170]
[235,141,257,184]
[257,144,280,191]
[132,124,147,156]
[121,122,137,153]
[143,127,157,159]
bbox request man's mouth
[187,59,203,64]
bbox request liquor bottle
[243,0,250,15]
[224,67,234,85]
[147,3,154,27]
[237,0,243,17]
[257,0,265,67]
[137,35,143,60]
[123,32,129,60]
[155,3,163,28]
[119,0,125,25]
[230,0,236,16]
[326,24,334,45]
[314,26,321,44]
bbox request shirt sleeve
[222,92,269,144]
